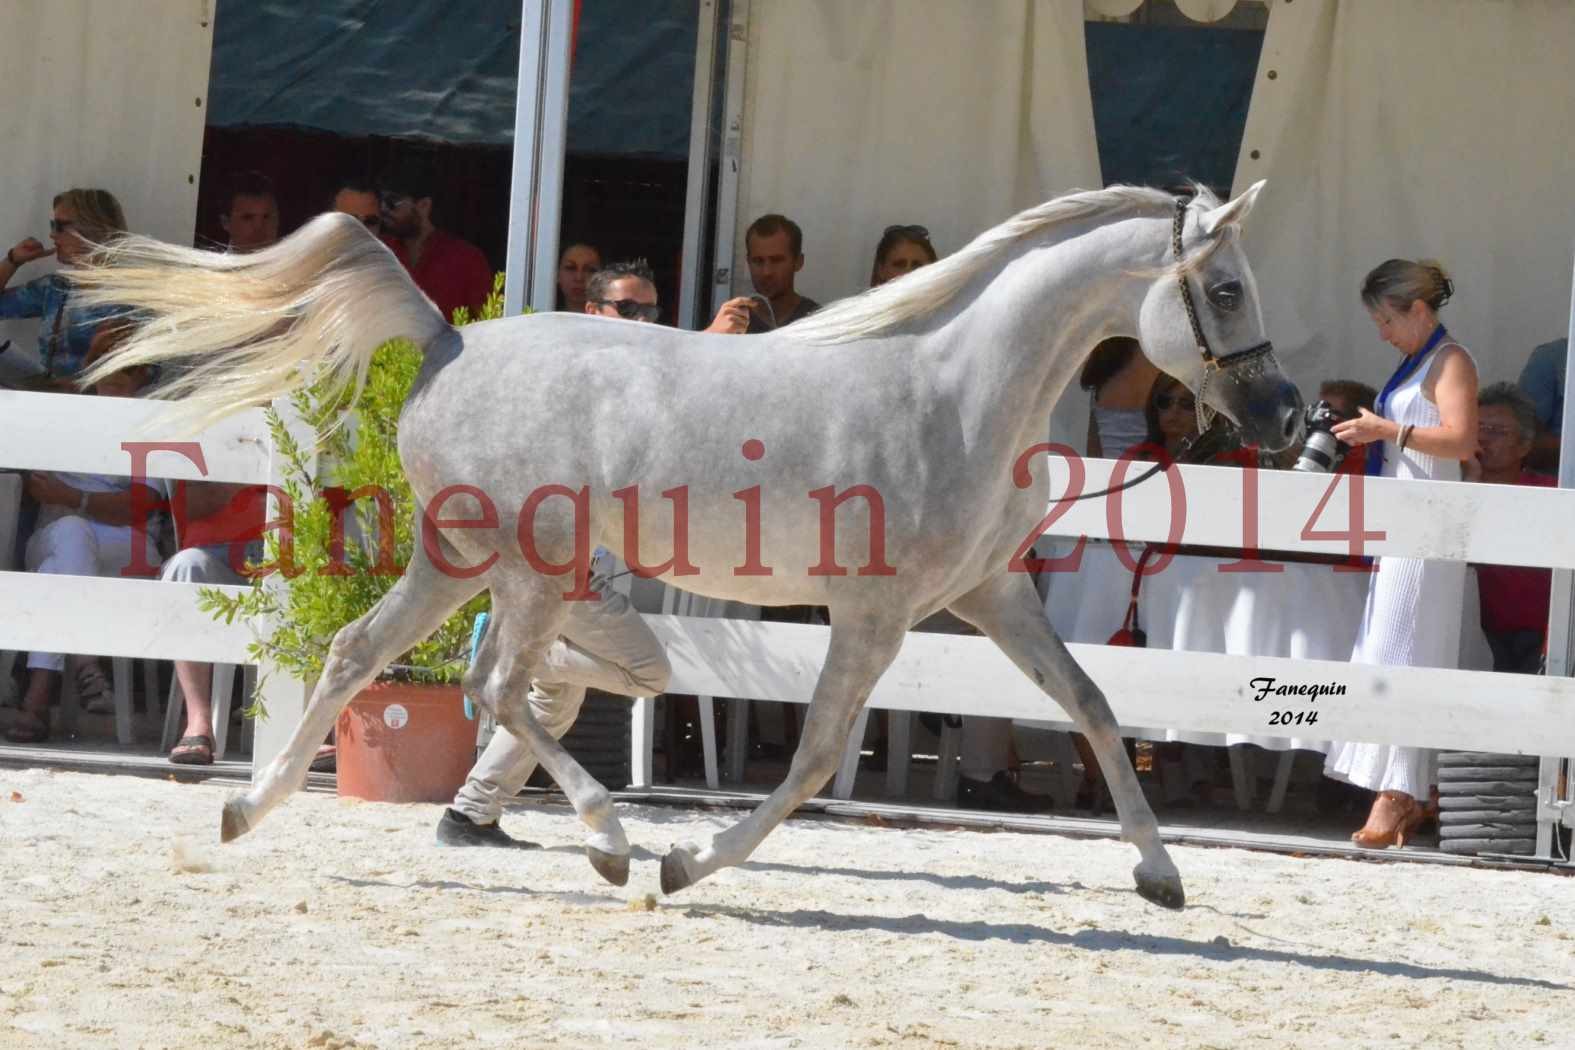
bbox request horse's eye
[1207,280,1243,311]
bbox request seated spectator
[585,257,756,335]
[744,213,819,332]
[159,479,269,764]
[860,223,943,776]
[1097,373,1240,808]
[378,157,492,322]
[1138,373,1199,461]
[1315,379,1378,474]
[1132,373,1264,469]
[1080,337,1159,459]
[218,171,280,254]
[861,221,1051,810]
[1517,336,1565,474]
[1273,379,1378,473]
[1317,378,1377,421]
[5,362,160,743]
[1466,382,1555,673]
[332,177,383,234]
[870,224,937,287]
[1,188,128,390]
[557,241,602,314]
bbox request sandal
[4,709,51,744]
[75,659,114,716]
[169,734,214,765]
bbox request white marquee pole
[503,0,575,317]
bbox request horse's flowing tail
[74,212,449,431]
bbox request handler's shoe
[435,808,540,849]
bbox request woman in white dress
[1324,259,1480,848]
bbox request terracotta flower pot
[334,681,476,804]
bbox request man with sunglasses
[586,258,755,334]
[376,158,492,324]
[585,259,662,323]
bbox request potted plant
[201,278,504,802]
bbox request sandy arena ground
[1,768,1571,1049]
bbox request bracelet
[76,490,90,515]
[1397,424,1414,450]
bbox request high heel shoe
[1351,790,1422,849]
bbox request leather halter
[1172,196,1276,432]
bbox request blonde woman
[1324,259,1479,848]
[1,188,128,390]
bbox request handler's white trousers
[451,582,670,825]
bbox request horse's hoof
[1133,865,1185,910]
[220,798,251,844]
[660,848,695,896]
[587,846,630,887]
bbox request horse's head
[1137,182,1303,454]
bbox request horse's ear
[1199,180,1266,236]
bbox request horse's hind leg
[949,572,1184,910]
[467,584,632,886]
[660,616,907,895]
[221,544,483,842]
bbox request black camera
[1292,399,1349,473]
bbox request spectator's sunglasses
[884,224,930,241]
[1155,394,1197,412]
[594,299,661,322]
[378,191,412,211]
[49,219,78,235]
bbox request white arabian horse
[80,182,1300,909]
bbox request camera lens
[1293,431,1342,472]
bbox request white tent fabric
[0,1,212,380]
[1234,0,1575,393]
[734,0,1102,320]
[737,0,1575,444]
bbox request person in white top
[1324,258,1480,849]
[6,362,161,743]
[1081,336,1159,461]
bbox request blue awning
[207,0,698,157]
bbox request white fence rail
[0,389,308,770]
[2,387,1571,852]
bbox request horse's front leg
[224,544,483,841]
[949,572,1184,910]
[660,615,908,895]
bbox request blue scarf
[1365,325,1448,476]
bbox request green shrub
[201,274,511,692]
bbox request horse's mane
[781,184,1222,346]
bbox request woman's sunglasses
[1155,395,1196,412]
[49,219,78,235]
[594,299,661,323]
[884,224,930,241]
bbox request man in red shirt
[377,159,493,323]
[1468,383,1556,673]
